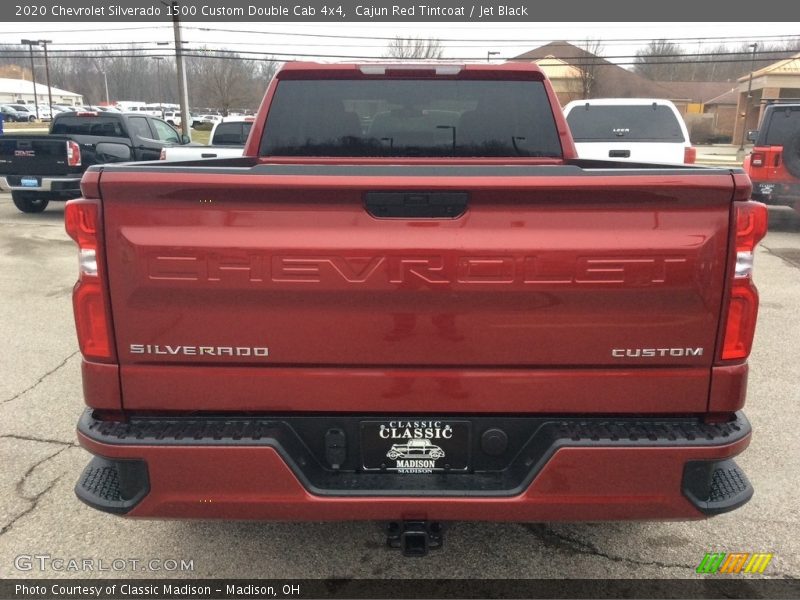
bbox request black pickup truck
[0,111,189,213]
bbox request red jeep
[745,102,800,211]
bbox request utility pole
[103,72,110,104]
[738,43,759,156]
[40,40,53,112]
[20,39,40,120]
[172,1,191,140]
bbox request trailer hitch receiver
[386,521,444,556]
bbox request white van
[562,98,696,164]
[115,101,147,113]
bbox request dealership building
[0,77,84,106]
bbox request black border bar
[4,0,796,22]
[2,578,800,599]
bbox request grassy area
[190,130,210,145]
[3,122,49,132]
[3,121,212,145]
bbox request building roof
[533,55,583,80]
[0,77,82,98]
[657,81,735,103]
[739,52,800,81]
[704,88,738,106]
[512,41,675,99]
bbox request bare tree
[0,45,280,110]
[634,40,686,81]
[576,39,604,99]
[188,49,262,114]
[384,37,444,59]
[634,40,800,82]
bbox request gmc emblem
[14,150,35,157]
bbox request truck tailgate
[0,136,71,176]
[97,164,737,413]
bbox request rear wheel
[783,132,800,179]
[11,192,49,213]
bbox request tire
[28,115,36,122]
[783,131,800,179]
[12,192,49,213]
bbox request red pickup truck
[68,62,766,556]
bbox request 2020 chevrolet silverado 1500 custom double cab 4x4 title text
[68,62,765,556]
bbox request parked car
[89,105,121,113]
[36,104,54,121]
[163,111,202,129]
[0,104,26,123]
[160,116,253,160]
[745,102,800,212]
[0,110,190,213]
[562,98,696,164]
[199,114,222,124]
[5,104,38,122]
[68,62,765,555]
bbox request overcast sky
[3,21,799,65]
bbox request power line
[9,25,173,34]
[6,37,800,51]
[0,49,795,67]
[2,46,796,61]
[184,25,800,44]
[4,26,800,46]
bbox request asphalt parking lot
[0,193,798,580]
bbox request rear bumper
[0,175,81,194]
[0,175,81,197]
[76,410,753,521]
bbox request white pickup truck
[562,98,696,164]
[160,116,253,161]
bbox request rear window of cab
[260,79,563,158]
[566,104,685,143]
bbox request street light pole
[20,39,40,120]
[152,57,164,115]
[40,40,53,113]
[738,43,758,153]
[103,71,110,104]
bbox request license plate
[20,177,39,187]
[360,420,470,473]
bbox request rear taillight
[65,199,116,362]
[66,140,81,167]
[684,146,696,164]
[750,152,764,167]
[720,201,768,360]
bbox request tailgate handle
[365,191,468,218]
[609,149,631,158]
